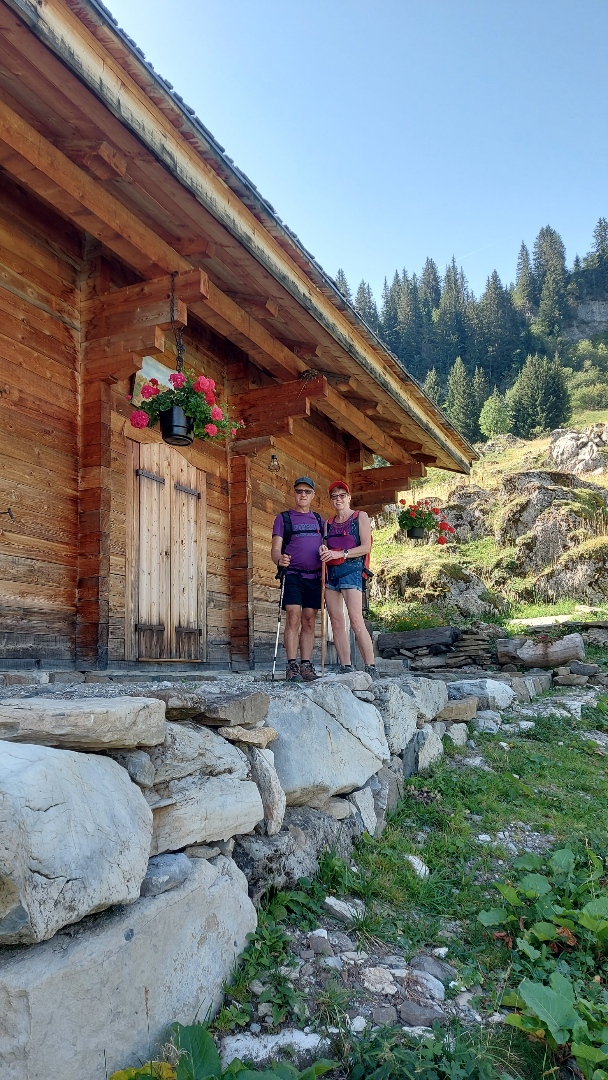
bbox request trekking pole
[320,562,326,676]
[271,570,286,681]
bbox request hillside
[369,409,608,632]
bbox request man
[271,477,325,682]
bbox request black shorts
[281,572,322,611]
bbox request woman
[319,480,377,677]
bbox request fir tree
[434,259,469,377]
[513,243,535,316]
[532,226,567,306]
[535,266,569,338]
[580,218,608,299]
[507,354,571,437]
[335,268,352,302]
[398,272,424,375]
[419,258,442,312]
[354,280,379,333]
[444,356,478,440]
[472,365,489,412]
[379,271,401,355]
[422,366,442,404]
[477,270,528,383]
[479,388,513,438]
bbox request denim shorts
[326,558,363,593]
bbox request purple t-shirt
[273,510,325,576]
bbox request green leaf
[518,978,579,1044]
[529,921,558,941]
[504,1012,544,1035]
[478,907,509,926]
[496,883,522,906]
[549,971,575,1005]
[519,873,552,897]
[502,990,525,1008]
[297,1062,340,1079]
[513,853,543,871]
[516,937,541,961]
[582,898,608,918]
[572,1044,608,1065]
[173,1024,221,1080]
[549,848,576,874]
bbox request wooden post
[228,453,254,670]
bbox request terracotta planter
[406,527,426,539]
[160,406,194,447]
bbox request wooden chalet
[0,0,476,670]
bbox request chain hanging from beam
[170,271,185,373]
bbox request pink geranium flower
[129,409,149,429]
[141,384,160,399]
[204,392,215,406]
[231,427,237,436]
[210,405,223,421]
[193,375,211,393]
[169,372,186,388]
[204,423,218,437]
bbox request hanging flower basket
[159,406,194,447]
[129,371,243,445]
[397,499,456,544]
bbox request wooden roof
[0,0,477,472]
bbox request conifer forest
[336,218,608,442]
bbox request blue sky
[106,0,608,303]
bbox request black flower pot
[160,406,194,447]
[406,527,426,539]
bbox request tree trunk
[496,633,585,668]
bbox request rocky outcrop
[440,485,495,542]
[0,742,152,945]
[550,425,608,475]
[0,856,255,1080]
[535,538,608,603]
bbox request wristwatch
[343,549,349,559]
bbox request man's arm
[271,534,291,568]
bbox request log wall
[0,174,81,662]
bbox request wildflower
[129,409,149,429]
[204,423,218,437]
[210,405,223,421]
[169,372,186,388]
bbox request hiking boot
[299,660,320,682]
[365,664,379,680]
[286,660,302,682]
[338,664,354,674]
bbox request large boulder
[266,690,384,806]
[440,485,494,542]
[447,678,515,710]
[147,722,250,784]
[0,856,255,1080]
[0,696,166,750]
[149,775,263,855]
[302,682,390,761]
[373,682,418,754]
[535,537,608,603]
[123,687,270,727]
[550,425,608,476]
[398,675,448,721]
[0,742,152,945]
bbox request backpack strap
[280,510,293,554]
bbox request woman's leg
[324,588,351,665]
[343,588,375,666]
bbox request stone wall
[0,668,514,1077]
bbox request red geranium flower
[149,378,159,386]
[447,525,455,534]
[432,507,440,514]
[399,499,406,506]
[438,520,449,530]
[437,535,447,545]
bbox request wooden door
[126,441,207,660]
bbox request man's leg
[284,604,302,660]
[299,607,318,661]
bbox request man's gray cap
[293,476,315,490]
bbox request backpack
[327,510,374,590]
[280,510,324,553]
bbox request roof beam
[315,385,414,465]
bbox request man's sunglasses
[294,488,314,495]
